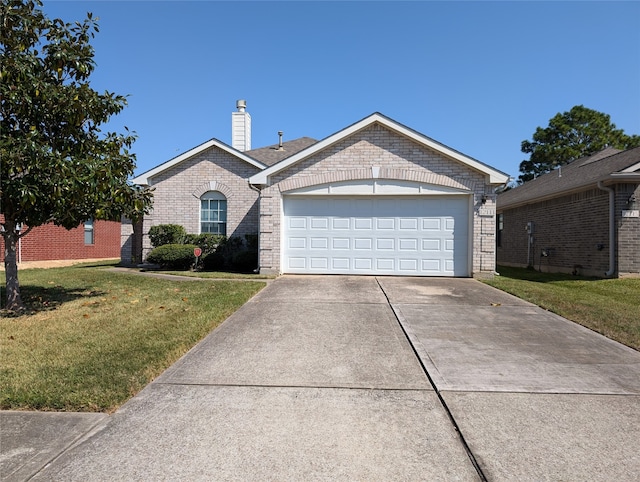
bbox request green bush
[200,235,258,272]
[182,233,225,256]
[148,224,187,248]
[202,251,225,271]
[231,249,258,273]
[146,244,198,270]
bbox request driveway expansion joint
[152,381,433,392]
[375,276,489,482]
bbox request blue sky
[42,1,640,180]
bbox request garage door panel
[332,258,350,269]
[310,218,328,230]
[333,238,350,249]
[354,258,373,270]
[310,238,328,249]
[423,219,441,230]
[283,195,469,276]
[399,218,418,230]
[377,238,394,250]
[399,239,418,251]
[289,237,306,249]
[310,258,328,269]
[376,259,395,270]
[289,217,307,229]
[333,218,350,229]
[354,239,372,250]
[354,218,372,230]
[422,259,441,272]
[377,218,395,230]
[399,259,418,272]
[422,239,441,251]
[288,257,306,269]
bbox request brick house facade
[127,105,509,277]
[0,217,121,263]
[252,122,499,275]
[127,140,265,261]
[497,147,640,278]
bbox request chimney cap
[236,99,247,112]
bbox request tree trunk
[3,220,24,311]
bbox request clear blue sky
[42,1,640,180]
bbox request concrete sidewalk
[2,276,639,481]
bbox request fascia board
[498,174,640,210]
[249,113,509,185]
[132,139,266,185]
[609,172,640,180]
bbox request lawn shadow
[496,266,602,283]
[0,285,106,316]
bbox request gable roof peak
[249,112,509,185]
[132,137,266,186]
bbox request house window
[84,219,94,245]
[497,213,504,247]
[201,191,227,235]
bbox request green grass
[483,266,640,351]
[149,269,276,280]
[1,265,265,412]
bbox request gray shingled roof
[498,146,640,209]
[246,137,317,166]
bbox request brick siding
[0,218,121,262]
[134,145,261,259]
[618,184,640,277]
[258,124,495,276]
[497,183,640,277]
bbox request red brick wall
[0,219,121,262]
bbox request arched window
[201,191,227,235]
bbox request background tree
[518,105,640,183]
[1,0,152,310]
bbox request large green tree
[518,105,640,183]
[1,0,152,310]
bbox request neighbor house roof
[246,137,317,166]
[249,113,510,185]
[132,138,268,186]
[498,146,640,209]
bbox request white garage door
[282,196,470,276]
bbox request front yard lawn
[483,266,640,351]
[1,265,265,412]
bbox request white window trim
[200,191,227,235]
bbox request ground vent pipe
[597,181,615,277]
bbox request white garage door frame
[280,180,473,277]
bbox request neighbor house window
[201,191,227,235]
[497,213,504,247]
[84,219,94,245]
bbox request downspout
[597,181,615,277]
[248,180,262,273]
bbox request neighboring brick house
[496,147,640,278]
[0,217,121,263]
[126,101,509,277]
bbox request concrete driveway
[4,276,640,481]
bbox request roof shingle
[498,147,640,209]
[246,137,317,166]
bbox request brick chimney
[231,100,251,151]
